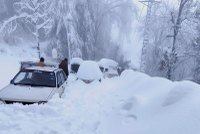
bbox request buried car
[70,57,83,74]
[98,58,119,78]
[77,60,103,83]
[0,66,67,104]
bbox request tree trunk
[67,31,71,62]
[167,0,189,80]
[140,2,153,73]
[37,41,41,59]
[36,28,41,59]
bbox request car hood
[0,84,55,102]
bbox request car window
[60,73,65,84]
[14,72,26,83]
[71,64,80,73]
[13,70,56,87]
[99,67,104,72]
[60,71,67,81]
[58,71,65,84]
[57,72,63,87]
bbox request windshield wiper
[30,84,55,87]
[14,82,55,87]
[14,83,32,86]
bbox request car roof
[25,66,60,72]
[98,58,118,68]
[77,60,103,80]
[70,57,83,65]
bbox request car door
[56,71,66,98]
[60,70,67,82]
[60,70,67,95]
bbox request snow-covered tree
[0,0,138,66]
[144,0,198,81]
[86,0,137,61]
[47,0,83,61]
[0,0,53,58]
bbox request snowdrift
[0,65,200,134]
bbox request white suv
[0,66,67,104]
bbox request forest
[0,0,200,83]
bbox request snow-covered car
[70,57,83,74]
[98,58,119,78]
[77,60,103,83]
[0,66,67,104]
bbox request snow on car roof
[77,60,102,80]
[20,61,58,70]
[25,66,58,72]
[70,57,83,65]
[98,58,118,68]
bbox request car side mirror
[10,79,14,84]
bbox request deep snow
[1,46,200,134]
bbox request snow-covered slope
[1,58,200,134]
[0,44,38,89]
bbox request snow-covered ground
[1,46,200,134]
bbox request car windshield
[13,70,56,87]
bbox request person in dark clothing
[36,57,45,67]
[59,58,69,77]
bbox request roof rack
[20,61,58,70]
